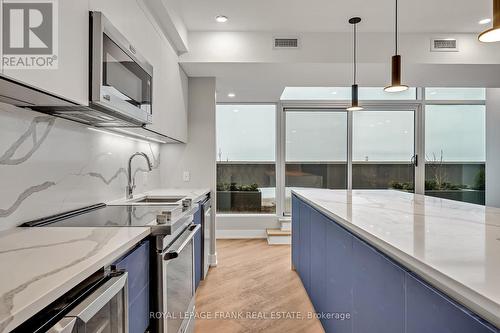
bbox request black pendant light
[384,0,408,93]
[347,17,363,111]
[479,0,500,42]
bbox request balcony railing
[217,161,485,214]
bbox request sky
[216,99,485,163]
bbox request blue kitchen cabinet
[298,200,311,293]
[291,195,300,270]
[324,217,353,333]
[194,206,202,290]
[309,208,326,316]
[352,237,405,333]
[406,273,497,333]
[114,241,150,333]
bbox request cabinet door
[291,195,300,270]
[406,273,497,333]
[3,0,89,104]
[193,207,202,290]
[309,208,326,314]
[324,219,353,333]
[352,238,405,333]
[144,38,188,142]
[298,200,311,293]
[114,241,150,333]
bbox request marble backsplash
[0,103,162,231]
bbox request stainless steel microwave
[90,11,153,125]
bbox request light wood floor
[194,239,324,333]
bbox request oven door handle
[66,273,128,323]
[164,224,201,261]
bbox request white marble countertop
[144,188,210,203]
[292,189,500,327]
[0,226,150,332]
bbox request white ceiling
[180,0,492,33]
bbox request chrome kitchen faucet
[126,152,153,199]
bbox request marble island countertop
[0,226,150,332]
[292,188,500,327]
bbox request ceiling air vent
[273,37,300,49]
[430,38,458,52]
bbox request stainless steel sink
[107,195,188,206]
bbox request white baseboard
[208,253,218,267]
[280,221,291,231]
[216,229,267,239]
[267,235,291,245]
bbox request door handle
[411,154,418,167]
[66,273,128,323]
[163,224,201,261]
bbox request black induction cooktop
[20,203,179,228]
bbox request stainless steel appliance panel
[156,222,200,333]
[202,198,212,279]
[47,273,128,333]
[90,11,153,125]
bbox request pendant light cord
[353,22,357,84]
[395,0,399,55]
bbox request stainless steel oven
[15,271,128,333]
[155,218,200,333]
[90,11,153,126]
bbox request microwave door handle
[164,224,201,261]
[66,273,128,323]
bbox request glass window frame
[283,108,349,214]
[216,103,279,215]
[216,88,486,217]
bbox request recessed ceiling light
[227,93,235,98]
[233,109,239,113]
[215,15,228,23]
[479,18,492,25]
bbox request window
[352,111,415,190]
[425,88,485,101]
[281,87,417,100]
[285,110,348,213]
[216,104,276,213]
[425,104,485,205]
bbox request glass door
[284,109,348,213]
[351,109,416,192]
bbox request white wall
[160,77,216,189]
[159,77,217,252]
[216,215,279,239]
[183,31,500,65]
[181,31,500,103]
[486,89,500,207]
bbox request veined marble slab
[0,227,150,332]
[292,188,500,328]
